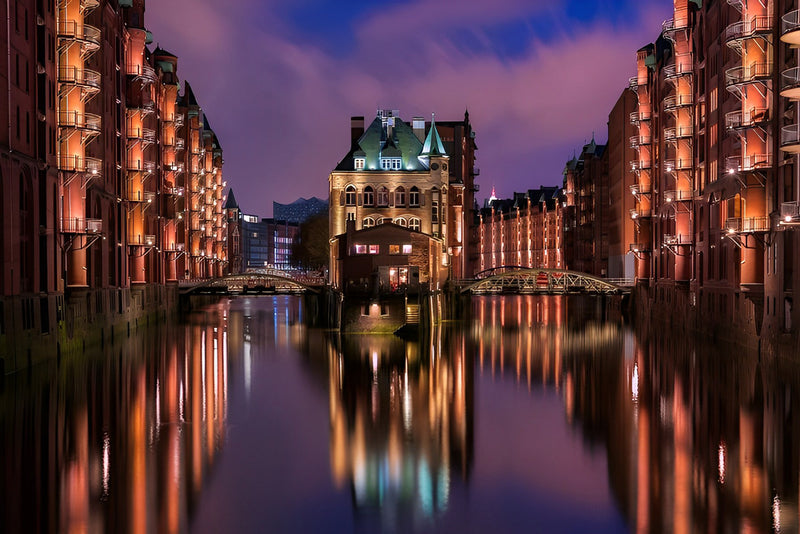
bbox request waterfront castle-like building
[328,110,478,287]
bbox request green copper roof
[421,116,446,157]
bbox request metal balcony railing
[664,158,692,172]
[59,155,102,176]
[663,93,693,111]
[726,216,770,233]
[663,58,693,79]
[781,124,800,149]
[630,135,651,148]
[174,113,185,127]
[164,186,185,197]
[175,138,185,151]
[782,10,800,37]
[781,67,800,98]
[726,108,768,130]
[663,189,694,202]
[630,110,652,124]
[126,63,157,83]
[781,201,800,220]
[127,127,156,143]
[662,11,690,38]
[629,243,651,253]
[126,159,156,173]
[128,233,156,246]
[164,242,185,252]
[58,110,101,134]
[631,159,652,172]
[57,20,101,49]
[126,190,156,203]
[725,62,772,88]
[630,184,652,196]
[629,76,639,91]
[725,16,772,44]
[664,125,693,141]
[57,66,101,92]
[726,0,743,13]
[663,234,693,245]
[60,217,102,234]
[630,209,652,220]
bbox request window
[409,217,421,231]
[363,217,375,228]
[380,157,401,170]
[432,200,439,223]
[354,244,367,254]
[394,217,407,227]
[377,217,387,225]
[363,186,374,206]
[354,157,365,170]
[395,187,405,207]
[389,245,400,254]
[368,244,379,254]
[409,187,420,207]
[402,244,412,254]
[377,187,389,207]
[346,212,356,222]
[345,185,356,206]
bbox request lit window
[363,217,375,228]
[354,157,365,170]
[354,244,367,254]
[389,244,400,254]
[345,185,356,206]
[394,217,407,227]
[368,244,379,254]
[409,217,421,231]
[402,244,412,254]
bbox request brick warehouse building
[627,0,800,343]
[0,0,227,370]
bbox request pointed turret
[224,188,239,210]
[420,114,447,157]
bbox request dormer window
[380,157,401,170]
[354,157,365,170]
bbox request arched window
[377,186,389,207]
[431,187,440,223]
[345,185,356,206]
[409,186,420,207]
[394,217,407,227]
[409,217,421,231]
[363,186,374,207]
[363,216,375,228]
[376,217,387,225]
[395,187,406,207]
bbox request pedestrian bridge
[460,267,632,295]
[179,271,323,295]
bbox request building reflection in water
[0,304,232,533]
[318,328,473,530]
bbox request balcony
[175,138,185,151]
[781,10,800,46]
[126,159,156,173]
[663,189,694,203]
[127,127,156,144]
[628,76,639,91]
[725,16,772,49]
[127,63,157,84]
[629,243,651,253]
[630,159,652,172]
[164,185,185,197]
[663,234,693,246]
[630,208,652,220]
[59,155,102,176]
[663,59,693,80]
[56,20,101,55]
[662,13,690,42]
[127,190,156,204]
[725,217,770,233]
[726,153,772,173]
[781,124,800,153]
[57,66,101,97]
[166,162,185,174]
[629,135,651,149]
[663,93,693,111]
[664,125,693,141]
[725,63,772,89]
[781,67,800,100]
[129,234,156,246]
[630,110,651,124]
[164,242,185,253]
[781,201,800,224]
[725,108,768,131]
[663,158,692,172]
[726,0,743,13]
[174,113,185,127]
[630,184,652,196]
[61,217,102,234]
[58,110,101,137]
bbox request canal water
[1,295,798,533]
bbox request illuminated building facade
[0,0,228,371]
[240,214,299,271]
[627,0,800,342]
[329,109,478,284]
[476,187,564,274]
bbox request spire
[489,184,497,202]
[420,113,447,157]
[224,188,239,210]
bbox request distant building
[273,197,328,224]
[225,189,243,274]
[241,215,299,271]
[476,187,565,274]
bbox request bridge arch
[181,271,321,295]
[462,267,626,295]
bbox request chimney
[412,117,425,142]
[350,116,364,148]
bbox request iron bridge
[180,270,323,295]
[461,266,631,295]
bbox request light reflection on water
[1,295,799,533]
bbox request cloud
[145,0,672,214]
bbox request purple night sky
[146,0,673,217]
